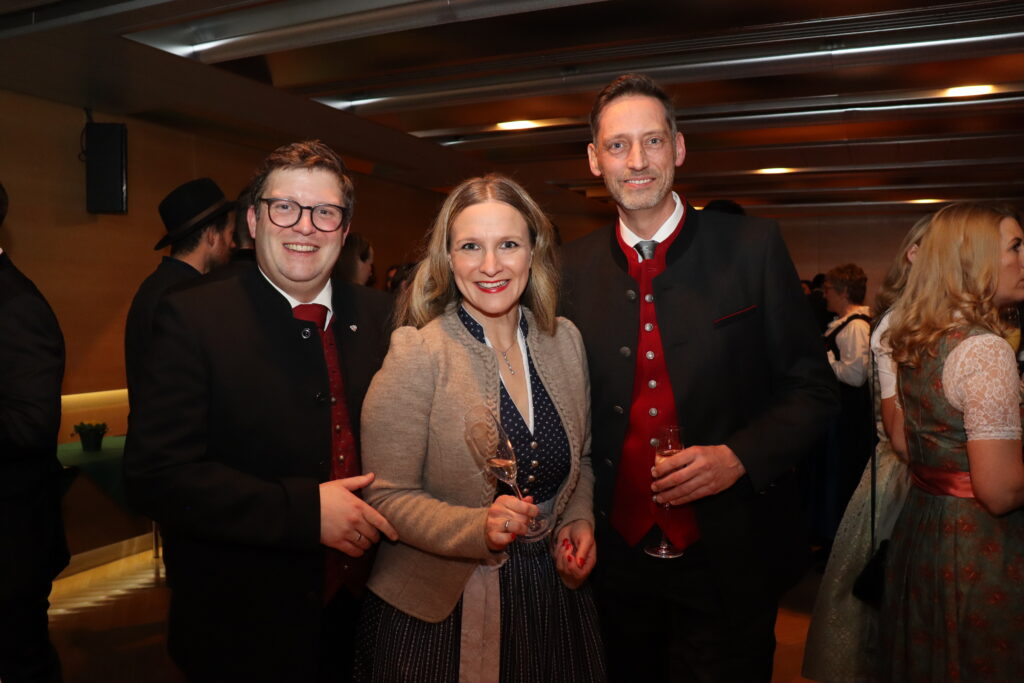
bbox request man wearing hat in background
[124,177,235,398]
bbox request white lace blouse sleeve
[871,311,897,399]
[943,333,1022,441]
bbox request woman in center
[354,174,605,682]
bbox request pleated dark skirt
[353,539,606,682]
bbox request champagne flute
[464,405,552,542]
[644,425,685,559]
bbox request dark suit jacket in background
[124,256,201,398]
[124,265,392,681]
[561,207,838,611]
[0,251,68,594]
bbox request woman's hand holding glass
[484,494,538,551]
[554,519,596,589]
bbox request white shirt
[870,310,897,399]
[825,305,871,387]
[257,267,334,328]
[618,192,685,263]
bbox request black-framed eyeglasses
[258,198,349,232]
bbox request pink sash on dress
[910,462,975,498]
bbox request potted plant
[73,421,107,452]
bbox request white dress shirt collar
[257,267,334,328]
[618,192,685,262]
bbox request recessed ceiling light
[496,120,541,130]
[909,199,944,204]
[942,85,996,98]
[755,167,795,174]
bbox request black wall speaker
[85,122,127,214]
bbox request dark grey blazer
[0,251,68,598]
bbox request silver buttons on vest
[645,293,655,303]
[648,380,657,389]
[626,290,637,301]
[649,408,658,417]
[644,323,654,332]
[301,327,313,339]
[619,346,631,357]
[646,351,655,360]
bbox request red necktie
[292,302,364,602]
[292,303,328,331]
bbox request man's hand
[319,472,398,557]
[651,444,745,506]
[554,520,596,589]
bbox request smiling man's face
[588,94,685,222]
[248,167,347,302]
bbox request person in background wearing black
[0,181,69,683]
[230,184,256,262]
[560,74,837,682]
[124,178,235,398]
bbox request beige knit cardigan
[361,305,594,623]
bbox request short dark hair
[0,182,8,226]
[233,185,255,250]
[703,199,746,216]
[335,232,373,284]
[826,263,868,305]
[169,213,230,257]
[590,73,676,141]
[248,140,354,229]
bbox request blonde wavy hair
[888,202,1019,367]
[872,214,933,317]
[397,174,559,334]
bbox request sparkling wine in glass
[644,425,685,559]
[465,405,552,542]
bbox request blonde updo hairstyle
[888,202,1019,368]
[397,174,559,334]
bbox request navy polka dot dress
[457,306,571,503]
[353,307,606,683]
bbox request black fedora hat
[154,178,234,250]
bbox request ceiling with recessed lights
[1,0,1021,223]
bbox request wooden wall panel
[0,89,441,393]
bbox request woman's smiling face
[449,200,533,324]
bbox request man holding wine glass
[560,74,838,682]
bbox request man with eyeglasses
[126,140,397,682]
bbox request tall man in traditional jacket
[125,141,397,682]
[124,177,235,399]
[560,74,838,682]
[0,182,68,683]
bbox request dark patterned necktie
[635,240,658,261]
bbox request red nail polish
[577,557,585,568]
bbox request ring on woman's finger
[356,532,363,543]
[503,519,511,532]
